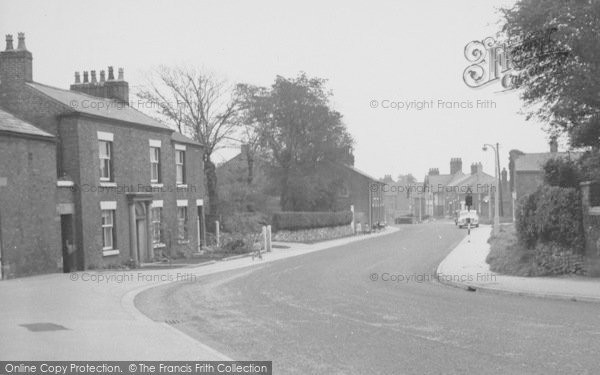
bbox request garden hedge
[272,211,353,231]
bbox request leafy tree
[138,66,240,216]
[502,0,600,147]
[543,157,580,188]
[237,73,354,211]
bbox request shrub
[272,211,353,231]
[220,213,267,254]
[515,185,584,253]
[543,157,580,188]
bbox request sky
[0,0,555,181]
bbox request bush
[543,157,580,188]
[220,213,267,254]
[272,211,353,231]
[515,185,584,253]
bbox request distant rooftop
[515,152,582,172]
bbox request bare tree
[138,65,239,216]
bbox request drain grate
[20,323,68,332]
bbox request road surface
[136,223,600,374]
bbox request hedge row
[516,185,584,252]
[272,211,353,231]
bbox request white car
[457,210,479,228]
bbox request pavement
[436,224,600,303]
[0,226,397,360]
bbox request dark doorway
[60,214,75,272]
[197,205,205,249]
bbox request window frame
[101,209,116,250]
[150,146,161,183]
[177,206,188,240]
[99,140,113,182]
[175,149,186,185]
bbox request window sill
[153,243,166,248]
[102,249,120,256]
[151,183,163,188]
[176,184,188,189]
[99,182,117,187]
[177,239,190,245]
[57,180,74,187]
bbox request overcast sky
[0,0,554,181]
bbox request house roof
[27,82,170,131]
[515,152,582,172]
[426,173,458,188]
[171,131,203,147]
[341,164,379,182]
[450,171,496,194]
[0,107,54,139]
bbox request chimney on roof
[5,34,13,50]
[0,32,33,85]
[471,162,483,175]
[105,66,129,103]
[69,65,128,103]
[550,136,558,153]
[428,168,439,176]
[74,72,81,84]
[450,157,462,175]
[501,168,508,184]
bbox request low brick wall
[273,224,354,243]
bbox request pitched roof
[0,108,54,139]
[171,131,203,147]
[515,152,582,172]
[341,164,379,182]
[27,82,170,130]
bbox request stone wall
[273,224,355,243]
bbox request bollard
[262,226,267,251]
[215,220,220,248]
[266,225,272,252]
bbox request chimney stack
[5,34,13,50]
[105,67,129,103]
[74,72,81,84]
[450,157,462,175]
[100,70,106,83]
[428,168,439,176]
[107,66,114,80]
[16,32,27,51]
[91,70,97,84]
[0,32,33,85]
[83,71,89,83]
[501,168,508,184]
[70,66,128,103]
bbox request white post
[350,205,355,234]
[262,226,267,251]
[196,217,201,253]
[215,220,220,248]
[266,225,272,252]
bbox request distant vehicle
[457,210,479,229]
[395,215,414,224]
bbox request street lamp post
[483,143,500,235]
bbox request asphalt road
[136,223,600,375]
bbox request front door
[60,214,75,272]
[136,218,147,263]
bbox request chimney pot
[16,32,27,51]
[117,67,124,81]
[5,34,13,51]
[91,70,97,84]
[74,72,81,84]
[83,71,89,83]
[107,66,114,80]
[100,70,106,83]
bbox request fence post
[266,225,272,252]
[196,217,201,253]
[350,205,355,234]
[215,220,220,248]
[262,226,267,251]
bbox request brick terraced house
[0,33,206,277]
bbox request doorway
[60,214,75,272]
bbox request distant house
[513,139,582,202]
[0,33,207,277]
[216,145,385,230]
[424,158,496,218]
